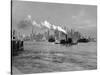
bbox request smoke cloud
[25,15,67,34]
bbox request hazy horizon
[12,1,97,38]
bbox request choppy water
[12,42,97,74]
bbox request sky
[12,0,97,37]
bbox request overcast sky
[12,0,97,37]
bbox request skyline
[12,1,97,38]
